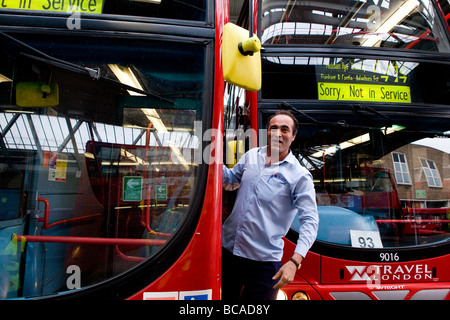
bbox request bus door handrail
[13,234,167,246]
[36,197,101,230]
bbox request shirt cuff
[294,243,309,259]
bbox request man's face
[267,114,296,160]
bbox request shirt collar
[259,145,296,165]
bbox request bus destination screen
[316,60,412,103]
[1,0,103,14]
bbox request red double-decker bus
[0,0,259,300]
[1,0,449,302]
[244,0,450,300]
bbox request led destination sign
[316,60,412,104]
[1,0,103,13]
[318,82,411,103]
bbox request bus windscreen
[0,33,207,299]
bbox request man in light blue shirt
[222,110,319,300]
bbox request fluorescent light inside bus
[311,125,405,158]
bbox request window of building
[420,158,443,187]
[392,152,411,185]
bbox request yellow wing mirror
[16,82,59,108]
[222,23,262,92]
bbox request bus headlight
[292,291,310,300]
[276,290,287,300]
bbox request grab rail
[36,197,101,230]
[13,234,167,246]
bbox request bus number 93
[358,236,375,248]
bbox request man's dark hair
[267,110,299,136]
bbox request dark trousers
[222,248,281,301]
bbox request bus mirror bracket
[238,36,261,56]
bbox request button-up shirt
[222,146,319,262]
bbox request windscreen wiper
[351,104,393,124]
[281,102,355,128]
[20,52,175,104]
[349,104,450,137]
[0,31,174,104]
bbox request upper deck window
[0,0,207,22]
[261,0,450,52]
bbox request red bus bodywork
[126,0,227,300]
[281,237,450,300]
